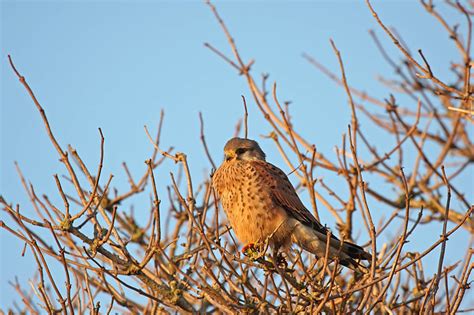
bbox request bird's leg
[276,252,288,269]
[270,248,288,277]
[271,250,288,270]
[271,248,278,264]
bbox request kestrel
[212,137,371,270]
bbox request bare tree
[1,1,472,314]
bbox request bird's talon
[242,243,254,253]
[242,243,267,261]
[274,252,288,269]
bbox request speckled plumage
[213,137,371,270]
[213,157,289,246]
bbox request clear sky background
[1,0,471,310]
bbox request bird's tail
[291,222,371,271]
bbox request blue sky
[1,0,471,310]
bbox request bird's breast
[213,161,287,244]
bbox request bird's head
[223,137,266,162]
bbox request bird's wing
[251,160,337,239]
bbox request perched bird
[212,137,371,270]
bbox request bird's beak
[224,152,233,161]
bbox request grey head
[223,137,266,162]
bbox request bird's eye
[235,148,248,155]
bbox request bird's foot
[242,242,266,261]
[275,252,288,269]
[242,243,256,254]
